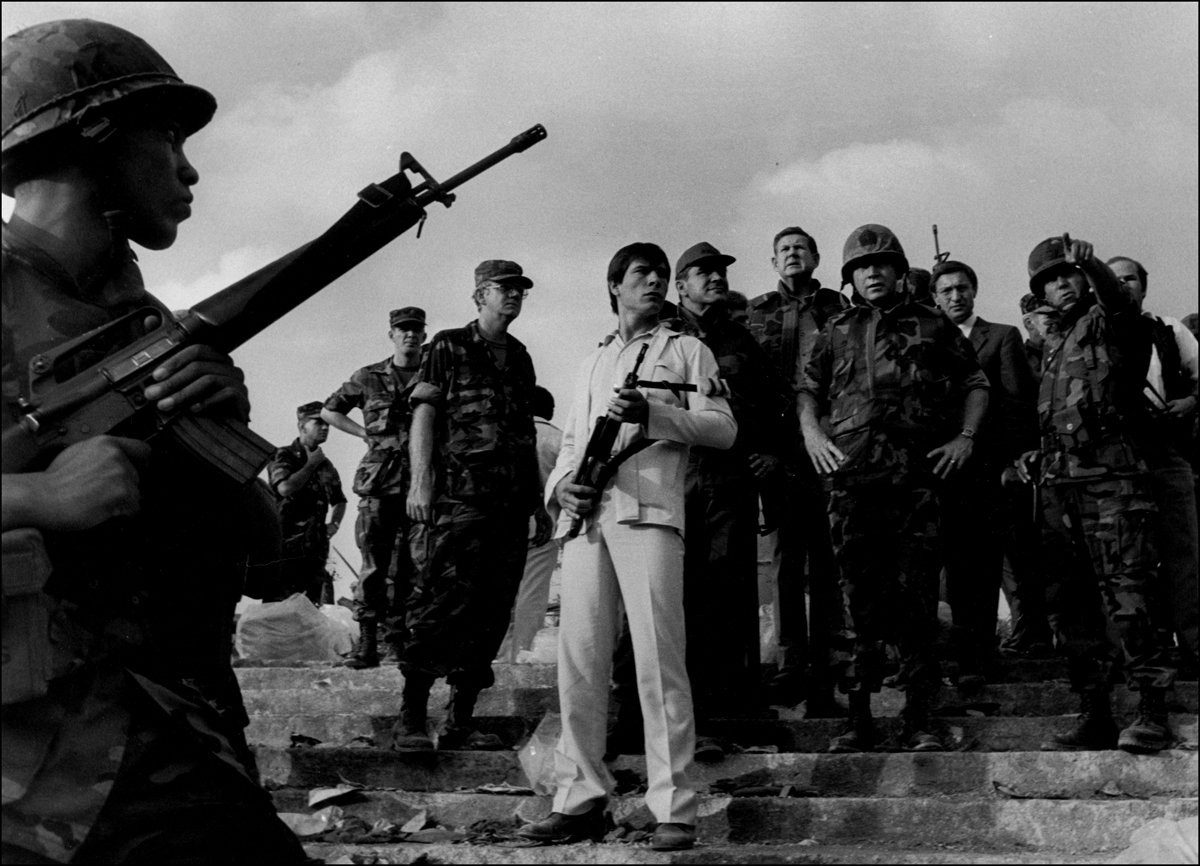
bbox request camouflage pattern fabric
[268,438,345,602]
[1041,477,1174,692]
[353,496,414,635]
[402,499,529,688]
[410,320,538,504]
[2,220,272,863]
[1036,293,1146,482]
[798,299,990,481]
[826,477,943,694]
[324,356,421,497]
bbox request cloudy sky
[4,2,1197,581]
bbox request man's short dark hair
[606,242,670,313]
[931,260,978,291]
[530,386,555,420]
[1106,256,1148,293]
[724,290,748,311]
[772,226,818,257]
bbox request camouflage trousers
[402,497,529,689]
[826,476,942,695]
[1041,477,1175,692]
[353,496,414,647]
[279,529,330,605]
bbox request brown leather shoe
[650,823,696,851]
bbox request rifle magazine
[170,413,275,485]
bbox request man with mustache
[269,402,347,604]
[323,307,428,668]
[930,261,1041,686]
[1025,237,1178,753]
[797,225,990,753]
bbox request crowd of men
[2,17,1197,864]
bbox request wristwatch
[960,427,976,439]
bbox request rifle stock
[3,124,548,483]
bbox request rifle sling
[593,437,658,494]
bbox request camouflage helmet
[841,224,909,286]
[1027,236,1074,296]
[2,19,216,192]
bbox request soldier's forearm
[796,393,822,436]
[275,459,320,497]
[321,408,367,439]
[408,402,437,484]
[962,388,989,433]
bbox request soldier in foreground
[1,19,306,863]
[746,227,848,715]
[797,225,989,753]
[930,260,1041,686]
[519,242,735,851]
[323,307,428,668]
[1025,237,1177,753]
[397,261,550,751]
[268,402,346,603]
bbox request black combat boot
[900,689,945,752]
[1118,689,1174,754]
[391,671,434,751]
[829,690,876,753]
[1041,691,1118,751]
[437,685,505,751]
[342,620,379,669]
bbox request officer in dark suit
[931,261,1042,687]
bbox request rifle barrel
[414,124,547,207]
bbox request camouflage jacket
[799,297,990,482]
[2,219,261,862]
[410,320,538,505]
[1036,292,1148,483]
[324,356,422,497]
[268,439,346,548]
[664,304,786,465]
[746,280,849,433]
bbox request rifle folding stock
[3,124,548,483]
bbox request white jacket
[546,322,736,538]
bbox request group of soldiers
[2,16,1198,864]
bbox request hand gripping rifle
[566,343,650,538]
[3,124,548,481]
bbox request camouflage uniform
[403,320,538,689]
[325,355,421,637]
[268,436,345,604]
[1,220,299,863]
[1036,292,1175,692]
[747,280,849,692]
[798,298,990,694]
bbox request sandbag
[235,593,355,661]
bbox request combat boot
[437,685,505,751]
[829,690,876,753]
[1042,691,1118,751]
[900,689,945,752]
[342,620,379,669]
[1118,689,1174,754]
[391,671,434,751]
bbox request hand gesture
[26,436,152,531]
[607,387,649,425]
[748,453,782,480]
[555,478,597,518]
[928,435,974,479]
[1060,233,1095,268]
[140,315,251,421]
[802,427,846,475]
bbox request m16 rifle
[3,123,549,482]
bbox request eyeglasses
[487,284,528,299]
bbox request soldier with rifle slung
[0,19,307,863]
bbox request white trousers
[497,539,561,662]
[552,503,698,824]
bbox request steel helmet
[841,224,909,286]
[1027,236,1075,296]
[2,19,216,193]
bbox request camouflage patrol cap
[1027,236,1078,296]
[296,402,325,423]
[475,260,532,289]
[389,307,426,328]
[2,19,216,192]
[841,224,909,286]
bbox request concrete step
[270,789,1198,852]
[303,840,1113,864]
[260,746,1198,799]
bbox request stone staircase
[236,659,1198,863]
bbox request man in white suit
[518,242,736,852]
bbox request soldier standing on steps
[268,402,346,604]
[323,307,427,668]
[1,18,306,863]
[1024,236,1178,754]
[797,224,990,754]
[394,260,551,752]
